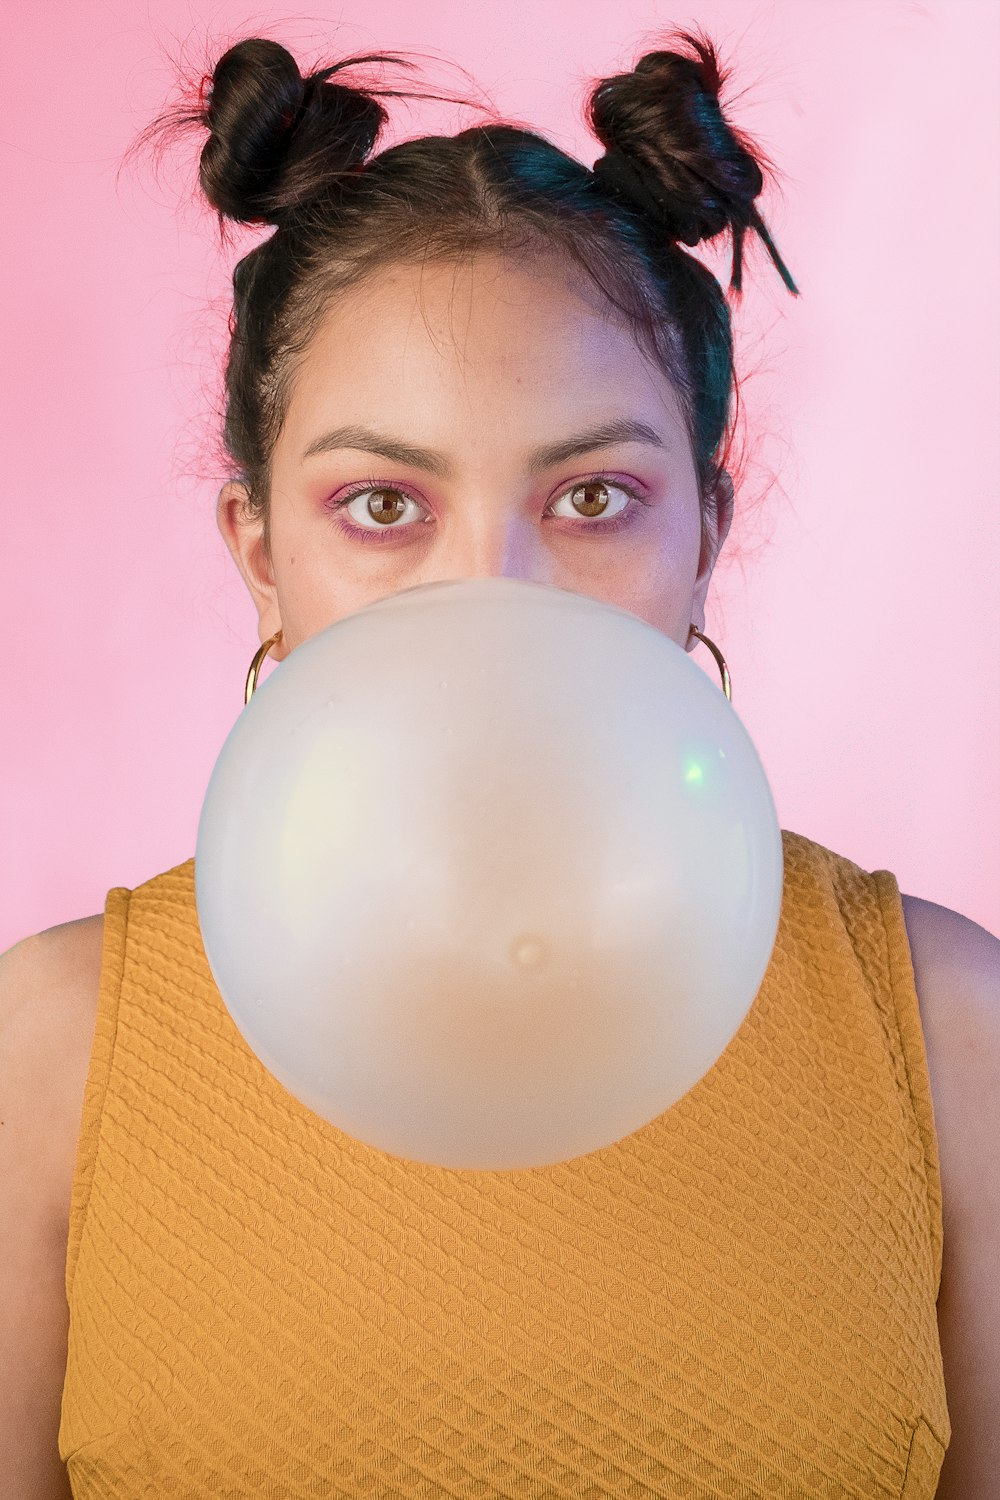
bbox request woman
[2,31,997,1498]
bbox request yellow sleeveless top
[59,830,950,1497]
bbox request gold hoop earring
[688,626,732,702]
[245,630,283,706]
[244,624,732,706]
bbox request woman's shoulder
[1,912,104,1053]
[898,893,999,1207]
[1,914,105,1235]
[898,892,999,1118]
[898,892,1000,1498]
[0,916,102,1494]
[897,893,1000,1222]
[20,911,105,963]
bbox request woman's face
[218,252,732,661]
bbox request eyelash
[327,475,648,546]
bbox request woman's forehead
[282,255,683,445]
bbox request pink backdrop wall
[2,0,998,952]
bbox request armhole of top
[870,867,946,1296]
[64,885,131,1306]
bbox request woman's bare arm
[903,896,1000,1497]
[0,918,102,1499]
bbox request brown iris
[570,481,611,517]
[367,489,408,524]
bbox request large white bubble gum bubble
[195,577,783,1171]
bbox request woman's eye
[548,480,631,523]
[338,486,423,530]
[330,476,641,543]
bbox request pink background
[2,0,998,952]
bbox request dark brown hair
[147,31,797,566]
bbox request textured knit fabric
[59,829,950,1499]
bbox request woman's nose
[431,516,548,583]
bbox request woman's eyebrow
[300,418,668,477]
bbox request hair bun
[588,31,796,294]
[199,38,388,226]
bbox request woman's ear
[216,480,287,657]
[708,470,735,556]
[688,470,735,640]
